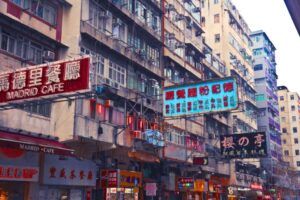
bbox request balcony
[0,0,61,42]
[81,21,162,77]
[105,0,162,42]
[163,48,203,79]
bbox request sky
[231,0,300,94]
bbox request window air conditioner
[43,50,55,61]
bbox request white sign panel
[43,154,97,186]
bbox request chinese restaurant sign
[43,154,97,186]
[163,77,238,117]
[220,132,267,159]
[0,57,90,103]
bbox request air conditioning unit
[100,10,111,19]
[230,54,236,60]
[175,14,185,22]
[175,42,185,49]
[166,4,176,12]
[168,33,176,40]
[113,18,122,26]
[186,21,193,29]
[43,50,55,61]
[192,7,201,13]
[240,48,246,53]
[208,133,216,139]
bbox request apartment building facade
[201,0,261,195]
[251,31,295,199]
[0,0,235,199]
[277,86,300,192]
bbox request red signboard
[0,165,39,182]
[0,57,90,103]
[100,170,118,188]
[193,157,209,165]
[250,183,263,190]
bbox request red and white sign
[0,56,90,103]
[250,183,263,190]
[0,165,39,182]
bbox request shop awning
[0,130,74,155]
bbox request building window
[254,64,263,71]
[23,103,51,117]
[282,128,287,133]
[284,150,289,156]
[214,34,220,43]
[201,17,206,26]
[296,150,300,156]
[291,105,296,111]
[109,61,126,87]
[214,14,220,23]
[293,127,298,133]
[0,28,51,64]
[280,106,285,111]
[295,138,299,144]
[297,161,300,167]
[255,94,265,102]
[281,117,286,123]
[293,116,297,121]
[283,139,286,144]
[280,96,284,101]
[11,0,57,25]
[214,0,219,4]
[291,95,295,100]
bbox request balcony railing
[80,21,162,77]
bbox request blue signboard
[163,77,238,117]
[143,129,164,147]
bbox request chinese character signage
[163,77,238,117]
[0,57,90,103]
[220,132,267,159]
[43,154,97,186]
[0,165,39,182]
[100,170,142,188]
[100,170,118,188]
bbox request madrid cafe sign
[0,56,90,103]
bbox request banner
[220,132,267,159]
[163,77,238,117]
[0,56,90,103]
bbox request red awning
[0,130,74,155]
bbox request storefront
[39,154,97,200]
[207,175,230,200]
[100,169,142,200]
[0,150,39,200]
[0,129,74,200]
[175,177,208,200]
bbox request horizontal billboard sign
[0,56,90,103]
[220,132,267,159]
[163,77,238,117]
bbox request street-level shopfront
[207,175,230,200]
[100,169,142,200]
[0,129,97,200]
[38,154,97,200]
[227,183,264,200]
[176,177,208,200]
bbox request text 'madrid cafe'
[0,57,98,199]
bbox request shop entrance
[0,182,25,200]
